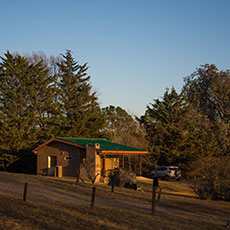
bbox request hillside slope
[0,172,229,230]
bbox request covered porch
[98,151,146,182]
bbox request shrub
[189,156,230,200]
[108,168,141,190]
[108,168,121,186]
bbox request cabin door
[47,156,57,176]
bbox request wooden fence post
[90,186,96,208]
[23,182,28,202]
[151,186,156,215]
[151,177,158,215]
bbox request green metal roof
[55,137,147,153]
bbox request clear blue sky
[1,0,229,116]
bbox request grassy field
[0,172,229,230]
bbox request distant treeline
[0,50,230,179]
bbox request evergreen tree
[23,51,62,140]
[57,50,105,137]
[0,51,57,169]
[141,88,196,165]
[142,87,222,167]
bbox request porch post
[128,155,131,172]
[122,155,125,169]
[103,155,106,176]
[139,155,142,176]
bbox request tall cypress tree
[0,51,58,169]
[57,50,105,137]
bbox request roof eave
[32,138,85,153]
[98,150,148,155]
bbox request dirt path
[0,173,90,205]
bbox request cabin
[33,137,148,183]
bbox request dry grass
[0,172,229,230]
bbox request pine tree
[57,50,105,137]
[23,52,62,141]
[141,87,222,167]
[0,51,58,169]
[141,88,193,165]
